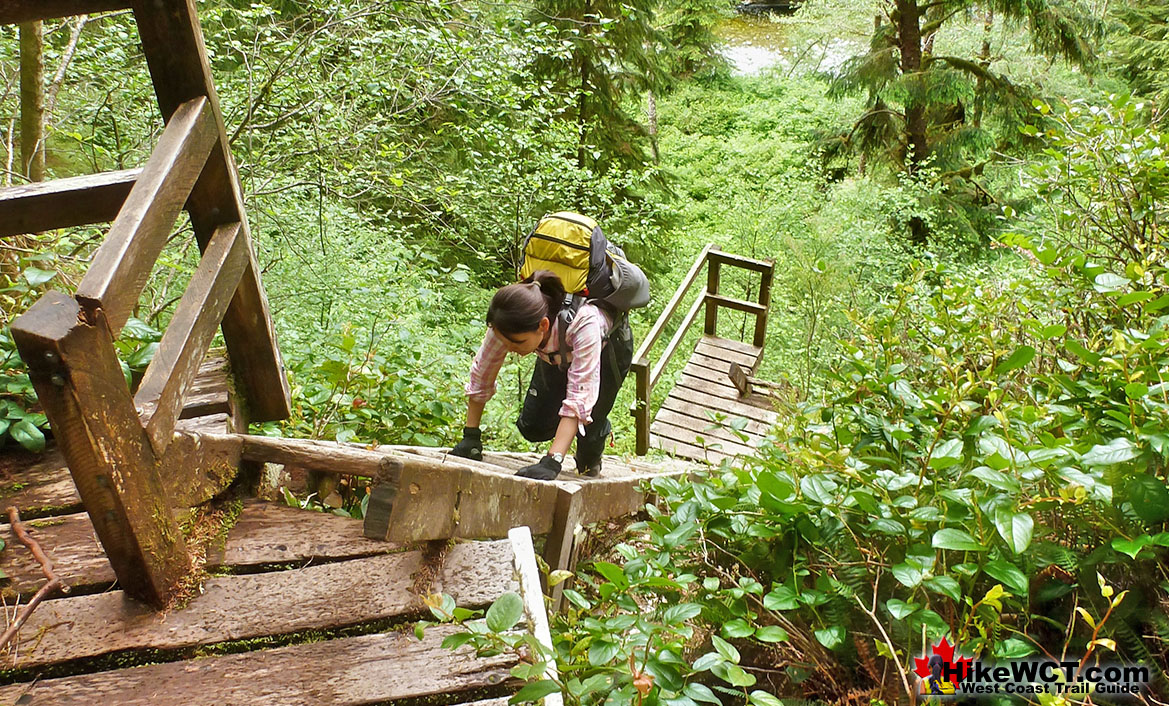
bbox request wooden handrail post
[754,263,774,350]
[11,292,191,608]
[632,359,650,455]
[704,259,721,335]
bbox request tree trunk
[646,90,659,164]
[895,0,927,174]
[19,21,45,183]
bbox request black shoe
[575,457,601,478]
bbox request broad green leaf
[510,680,560,703]
[684,683,721,704]
[925,576,962,603]
[929,438,963,469]
[891,562,925,588]
[763,586,798,611]
[663,603,703,624]
[10,420,45,453]
[994,346,1035,375]
[886,598,918,620]
[814,625,845,649]
[984,559,1028,597]
[723,619,754,638]
[932,528,986,552]
[1065,339,1100,365]
[485,592,524,633]
[995,638,1036,659]
[711,635,740,663]
[592,561,627,587]
[1125,382,1149,399]
[749,691,785,706]
[1081,438,1139,466]
[691,652,723,672]
[588,639,620,666]
[1093,272,1130,292]
[22,267,56,286]
[755,626,789,642]
[1111,536,1150,559]
[994,509,1034,554]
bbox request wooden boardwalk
[650,335,779,464]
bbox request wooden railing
[4,0,289,608]
[630,245,774,455]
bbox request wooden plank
[544,485,583,613]
[0,448,82,518]
[0,624,517,705]
[5,539,514,670]
[0,0,132,25]
[0,169,140,238]
[75,96,218,334]
[10,291,189,608]
[1,501,402,598]
[706,293,767,316]
[655,408,771,448]
[650,420,757,458]
[174,411,230,435]
[510,527,564,706]
[688,350,746,376]
[708,249,774,273]
[680,363,740,392]
[236,435,402,483]
[136,221,247,454]
[695,337,760,367]
[132,0,290,423]
[650,434,728,465]
[705,258,720,334]
[387,463,560,542]
[662,395,775,434]
[700,334,762,358]
[667,384,778,422]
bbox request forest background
[1,0,1169,702]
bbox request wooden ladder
[2,0,290,607]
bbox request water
[717,15,860,77]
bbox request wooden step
[2,539,513,671]
[0,624,517,705]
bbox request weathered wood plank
[75,97,218,334]
[0,1,132,25]
[132,0,290,423]
[705,292,767,316]
[650,434,729,465]
[510,527,564,706]
[5,539,514,670]
[695,338,760,368]
[236,435,402,483]
[545,485,583,612]
[661,395,775,433]
[650,420,756,458]
[667,384,778,422]
[387,463,560,542]
[174,412,230,435]
[699,334,762,358]
[136,221,247,454]
[0,447,82,518]
[676,372,777,411]
[209,500,400,568]
[687,350,750,376]
[0,624,516,705]
[707,249,774,273]
[11,292,189,607]
[1,501,402,598]
[655,408,770,448]
[0,169,140,238]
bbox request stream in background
[717,13,860,77]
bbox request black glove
[516,454,562,481]
[450,427,483,461]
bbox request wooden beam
[708,249,774,273]
[631,359,650,455]
[135,222,246,455]
[132,0,290,423]
[705,259,721,334]
[75,96,217,334]
[650,292,706,388]
[544,485,583,613]
[234,434,402,483]
[0,168,140,238]
[705,293,768,316]
[510,527,564,706]
[0,626,517,706]
[0,0,131,25]
[10,291,190,608]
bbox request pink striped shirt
[465,303,612,425]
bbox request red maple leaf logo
[913,637,972,681]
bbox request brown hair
[486,270,566,336]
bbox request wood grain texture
[650,434,729,465]
[132,0,290,423]
[75,97,218,334]
[0,624,516,706]
[650,419,756,458]
[666,384,778,422]
[661,395,775,433]
[0,0,131,24]
[698,335,762,359]
[10,292,189,607]
[0,169,140,238]
[136,221,246,454]
[695,337,760,367]
[5,539,514,670]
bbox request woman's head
[487,270,565,354]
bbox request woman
[450,270,634,480]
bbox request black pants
[515,318,634,466]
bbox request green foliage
[1111,0,1169,113]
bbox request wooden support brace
[543,485,583,613]
[0,0,132,25]
[0,168,141,238]
[132,0,290,424]
[76,96,218,333]
[509,527,564,706]
[135,221,246,455]
[10,292,190,608]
